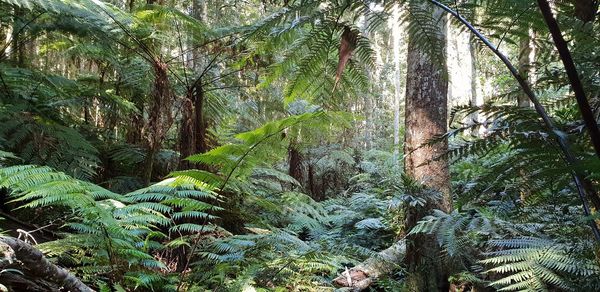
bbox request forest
[0,0,599,291]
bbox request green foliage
[185,111,350,187]
[483,238,600,291]
[0,164,222,289]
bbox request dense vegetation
[0,0,599,291]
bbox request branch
[536,0,600,159]
[0,237,93,292]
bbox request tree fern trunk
[288,145,303,189]
[403,3,451,291]
[178,94,196,170]
[144,61,173,184]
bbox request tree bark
[0,237,93,292]
[403,3,451,291]
[143,61,173,184]
[288,145,303,187]
[333,239,406,291]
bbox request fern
[482,237,600,291]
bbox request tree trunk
[403,3,451,291]
[11,7,25,67]
[517,30,534,108]
[392,5,403,162]
[178,95,196,170]
[333,239,406,291]
[0,237,93,292]
[469,35,484,136]
[126,99,144,145]
[143,61,173,184]
[288,145,303,187]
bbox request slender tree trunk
[11,7,25,67]
[469,35,484,136]
[403,4,452,291]
[517,30,535,108]
[363,94,372,150]
[288,144,303,190]
[392,5,402,162]
[193,85,208,154]
[126,99,144,145]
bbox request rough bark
[288,145,303,186]
[403,4,451,291]
[178,96,196,170]
[143,61,173,184]
[333,239,406,291]
[0,237,93,292]
[178,79,210,170]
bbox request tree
[402,2,451,291]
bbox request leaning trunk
[403,3,452,291]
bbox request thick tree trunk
[0,237,93,292]
[403,4,451,291]
[178,81,210,170]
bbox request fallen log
[333,239,406,291]
[0,236,93,292]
